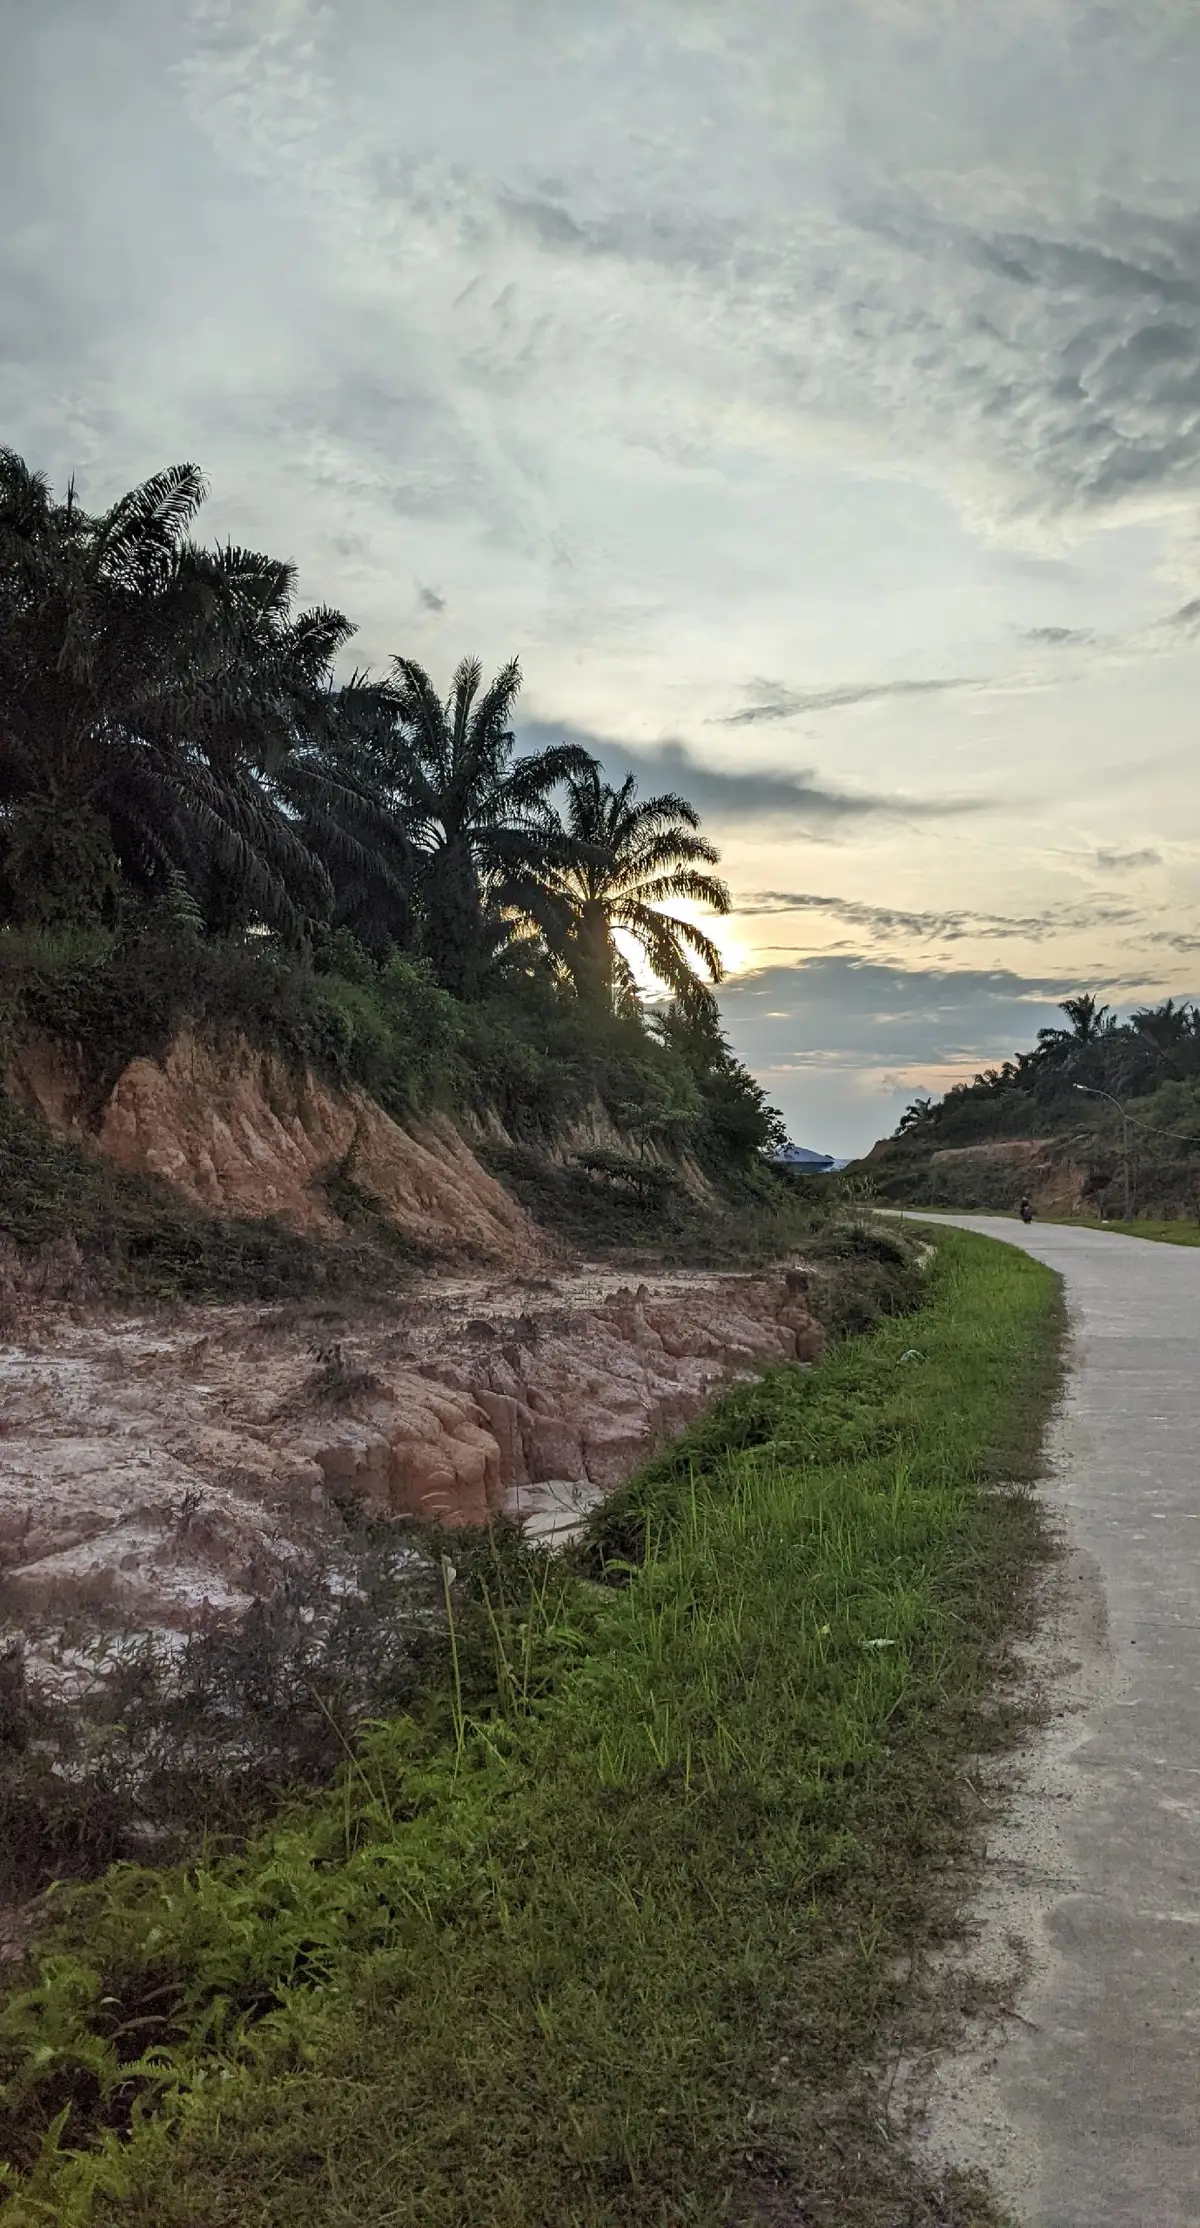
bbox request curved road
[925,1216,1200,2225]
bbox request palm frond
[499,742,596,819]
[609,789,701,840]
[609,829,724,881]
[96,465,209,584]
[448,655,485,760]
[620,900,725,985]
[625,867,731,914]
[463,655,521,756]
[390,656,454,789]
[207,544,297,611]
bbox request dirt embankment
[0,1026,832,1664]
[0,1263,824,1642]
[8,1028,543,1268]
[929,1139,1085,1212]
[869,1134,1089,1216]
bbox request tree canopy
[893,994,1200,1149]
[0,455,733,1028]
[529,763,731,1021]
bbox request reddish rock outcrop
[0,1267,824,1634]
[302,1272,824,1527]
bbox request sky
[6,0,1200,1153]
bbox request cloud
[489,110,1200,530]
[849,192,1200,512]
[719,953,1109,1074]
[715,945,1199,1156]
[17,0,1200,550]
[1094,846,1162,872]
[714,613,1200,733]
[518,724,993,826]
[447,88,1200,525]
[500,193,589,251]
[734,889,1144,942]
[717,676,980,726]
[1022,625,1094,645]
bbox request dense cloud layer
[517,725,991,826]
[716,955,1114,1151]
[12,2,1200,532]
[720,955,1081,1071]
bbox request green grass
[1048,1214,1200,1246]
[898,1203,1200,1249]
[0,1229,1062,2228]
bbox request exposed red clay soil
[9,1029,544,1267]
[0,1032,828,1663]
[0,1263,823,1640]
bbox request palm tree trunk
[421,839,489,1000]
[573,900,616,1011]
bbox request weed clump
[0,1532,445,1901]
[482,1140,834,1265]
[305,1341,383,1405]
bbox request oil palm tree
[1036,994,1115,1053]
[0,449,350,937]
[281,674,418,959]
[338,654,595,997]
[533,763,730,1017]
[153,537,355,935]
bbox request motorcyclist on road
[1019,1196,1035,1225]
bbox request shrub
[0,1530,447,1902]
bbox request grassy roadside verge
[1,1228,1063,2228]
[896,1203,1200,1248]
[1047,1214,1200,1246]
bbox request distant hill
[854,994,1200,1221]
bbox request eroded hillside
[1,1260,826,1644]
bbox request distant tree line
[897,993,1200,1146]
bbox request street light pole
[1074,1083,1131,1218]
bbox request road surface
[915,1215,1200,2226]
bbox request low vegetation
[0,1529,446,1900]
[481,1142,824,1266]
[1066,1215,1200,1246]
[0,1087,428,1312]
[1,1227,1062,2228]
[0,1223,917,1908]
[0,942,803,1296]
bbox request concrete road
[917,1215,1200,2226]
